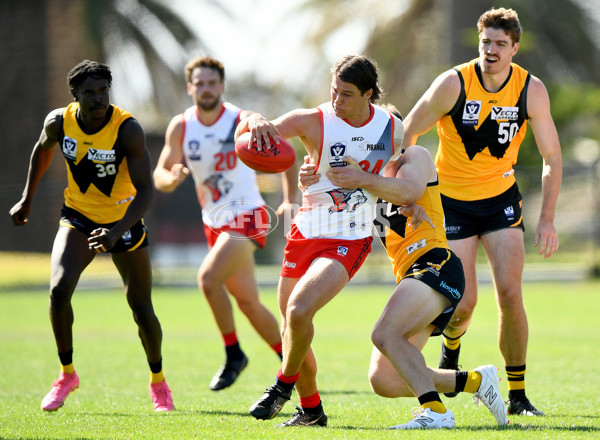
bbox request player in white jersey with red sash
[153,56,283,392]
[238,55,402,428]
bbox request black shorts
[442,182,524,240]
[59,206,149,253]
[402,247,465,336]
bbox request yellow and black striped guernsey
[58,102,136,223]
[435,59,531,201]
[376,177,449,283]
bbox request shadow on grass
[320,389,372,396]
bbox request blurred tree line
[1,0,599,270]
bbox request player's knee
[497,292,524,315]
[453,301,475,323]
[197,269,218,294]
[368,370,398,398]
[286,302,313,330]
[370,326,388,355]
[49,281,75,308]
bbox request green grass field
[1,276,599,439]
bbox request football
[235,132,296,174]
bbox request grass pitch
[1,277,599,439]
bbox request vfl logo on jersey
[329,142,347,167]
[504,205,515,221]
[284,260,296,268]
[87,148,116,162]
[203,174,233,202]
[462,100,481,126]
[62,136,77,160]
[337,246,348,256]
[491,106,519,121]
[187,140,201,161]
[327,188,368,213]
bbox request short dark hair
[185,55,225,83]
[331,55,382,103]
[67,60,112,97]
[477,7,522,44]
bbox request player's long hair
[331,55,382,104]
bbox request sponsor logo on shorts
[406,238,426,255]
[62,136,77,160]
[462,100,481,126]
[337,246,348,256]
[426,262,442,276]
[504,206,515,220]
[445,225,461,234]
[87,148,116,162]
[284,260,296,268]
[121,229,132,245]
[439,280,461,299]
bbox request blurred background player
[153,55,284,391]
[402,7,562,416]
[9,60,173,412]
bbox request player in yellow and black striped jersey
[402,7,562,416]
[9,60,174,412]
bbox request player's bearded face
[198,93,220,111]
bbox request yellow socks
[61,363,75,374]
[464,371,482,393]
[150,371,165,384]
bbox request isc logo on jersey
[491,106,519,121]
[88,148,116,162]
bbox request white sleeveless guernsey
[181,102,265,228]
[294,102,398,239]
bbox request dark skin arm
[87,119,154,252]
[9,108,64,225]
